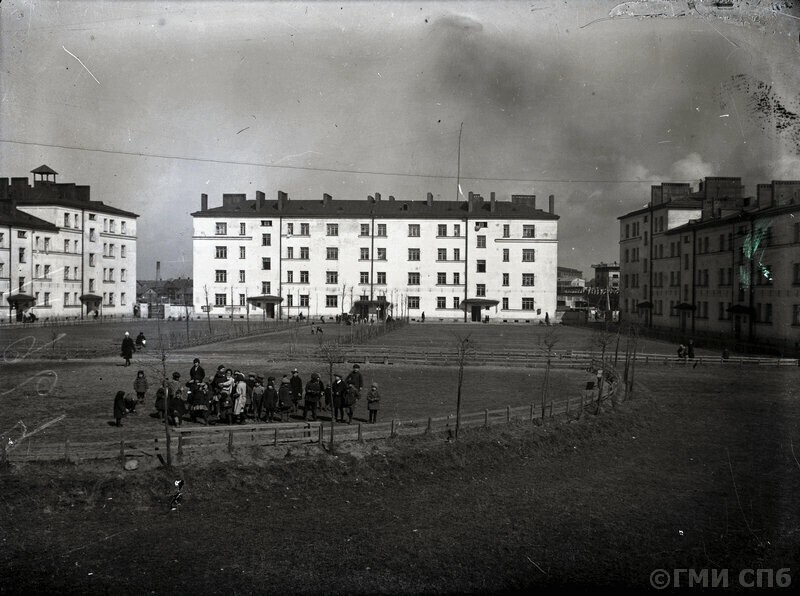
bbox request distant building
[137,278,193,305]
[618,177,800,351]
[0,166,138,321]
[556,266,586,310]
[191,190,560,322]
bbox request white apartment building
[0,166,138,322]
[192,190,558,322]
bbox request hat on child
[281,376,290,384]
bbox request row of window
[215,246,535,263]
[215,221,537,239]
[4,290,128,308]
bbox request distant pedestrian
[135,332,146,350]
[722,347,730,360]
[677,344,686,359]
[120,332,135,366]
[421,312,425,323]
[133,370,149,404]
[113,391,126,427]
[687,339,695,360]
[367,382,380,424]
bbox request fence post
[274,427,278,447]
[506,405,510,423]
[318,424,323,445]
[426,417,432,433]
[228,430,234,451]
[549,402,553,418]
[390,419,395,437]
[119,440,125,460]
[566,397,570,415]
[485,409,489,427]
[177,434,183,456]
[64,437,70,462]
[357,423,363,442]
[529,403,534,421]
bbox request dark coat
[133,376,149,394]
[264,385,278,409]
[113,391,126,419]
[367,388,380,411]
[344,385,360,407]
[290,375,303,403]
[278,383,292,408]
[345,370,363,391]
[304,378,324,403]
[189,364,206,383]
[121,337,135,359]
[331,379,346,408]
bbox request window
[64,292,70,306]
[17,231,27,239]
[453,224,460,237]
[237,293,245,306]
[360,224,370,237]
[327,247,339,260]
[438,224,447,237]
[88,278,94,292]
[503,249,509,262]
[261,220,273,227]
[408,272,420,285]
[110,220,116,233]
[326,271,338,284]
[239,223,246,236]
[300,223,310,236]
[360,248,369,261]
[407,296,420,309]
[437,297,446,309]
[287,247,294,259]
[262,257,271,270]
[300,271,309,284]
[239,270,246,283]
[795,222,800,243]
[435,248,446,261]
[684,254,689,270]
[522,298,535,310]
[522,273,535,286]
[502,273,509,286]
[121,245,126,258]
[261,282,271,294]
[360,272,369,284]
[287,271,294,283]
[286,294,294,307]
[453,272,460,285]
[109,243,115,257]
[326,295,338,308]
[35,265,41,278]
[437,272,447,285]
[215,293,227,306]
[522,225,535,238]
[240,246,246,259]
[408,248,420,261]
[502,297,509,310]
[326,223,339,236]
[476,284,486,297]
[794,263,800,285]
[477,260,486,273]
[453,248,461,261]
[408,224,420,237]
[286,223,294,235]
[300,247,309,260]
[64,239,70,253]
[121,269,127,282]
[262,233,271,246]
[503,224,510,238]
[103,219,108,232]
[377,272,386,284]
[476,235,486,248]
[19,248,26,263]
[522,249,535,262]
[44,237,51,252]
[215,246,227,259]
[377,248,386,260]
[377,224,387,237]
[216,223,227,235]
[215,270,227,283]
[453,296,460,309]
[106,268,114,282]
[299,294,309,307]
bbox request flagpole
[456,122,463,201]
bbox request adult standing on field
[303,372,324,421]
[331,372,346,422]
[290,368,303,413]
[120,332,135,367]
[189,358,205,383]
[345,364,363,398]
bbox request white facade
[192,193,558,322]
[0,170,138,322]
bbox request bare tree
[316,338,346,451]
[203,284,212,335]
[540,327,559,420]
[453,333,475,440]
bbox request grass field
[1,322,797,592]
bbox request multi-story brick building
[618,177,800,350]
[192,191,559,322]
[0,166,138,321]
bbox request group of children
[112,360,382,428]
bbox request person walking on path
[113,391,126,427]
[303,372,324,421]
[133,370,149,406]
[367,382,380,424]
[120,332,135,367]
[290,368,304,414]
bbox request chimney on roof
[490,192,496,212]
[468,191,474,201]
[156,261,161,281]
[323,193,332,206]
[0,178,9,202]
[388,195,395,201]
[256,191,265,210]
[11,177,28,199]
[201,193,208,211]
[277,190,288,211]
[426,192,433,207]
[76,186,90,202]
[549,194,555,214]
[374,192,381,202]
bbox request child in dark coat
[113,391,126,427]
[263,377,278,422]
[367,382,380,424]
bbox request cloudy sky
[2,0,798,279]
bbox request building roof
[617,198,703,220]
[0,204,60,232]
[193,196,559,221]
[664,202,800,235]
[31,165,58,175]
